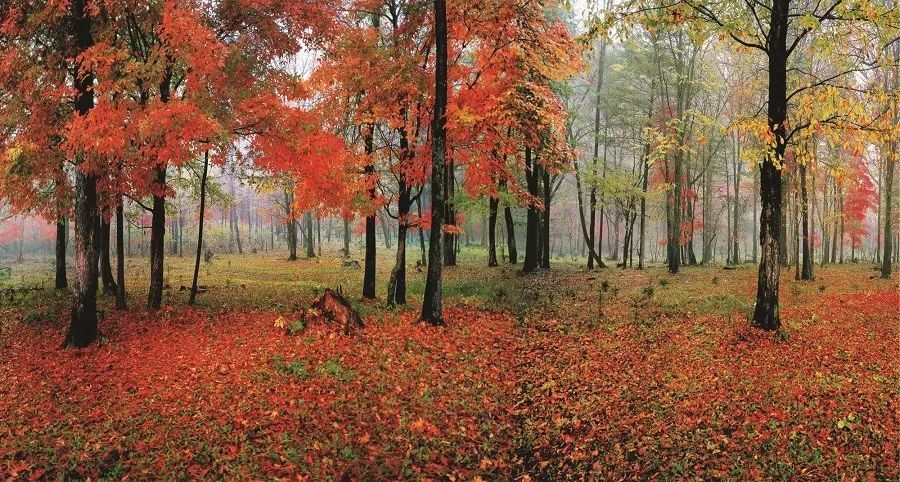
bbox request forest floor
[0,249,897,480]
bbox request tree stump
[310,287,364,335]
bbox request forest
[0,0,897,479]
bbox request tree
[421,0,448,326]
[68,0,100,347]
[619,0,895,329]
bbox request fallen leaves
[0,266,896,480]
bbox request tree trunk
[387,177,410,306]
[115,201,126,310]
[488,187,499,267]
[732,132,741,264]
[540,166,551,269]
[55,216,68,289]
[421,0,447,326]
[574,158,603,267]
[233,205,243,255]
[147,165,166,310]
[379,210,392,249]
[343,217,351,257]
[305,212,315,257]
[882,148,895,278]
[500,179,517,264]
[363,126,377,299]
[417,196,427,267]
[752,0,787,331]
[882,45,897,277]
[66,0,98,348]
[147,71,172,311]
[799,162,813,279]
[522,147,540,273]
[286,189,297,260]
[100,212,117,295]
[189,151,209,305]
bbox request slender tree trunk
[233,205,243,255]
[839,191,845,263]
[882,150,895,278]
[379,210,393,249]
[488,187,499,267]
[522,147,540,273]
[733,132,741,264]
[753,0,787,331]
[55,216,68,289]
[147,72,172,311]
[882,45,897,277]
[67,0,98,348]
[421,0,447,326]
[387,173,410,306]
[305,212,315,257]
[799,162,813,279]
[821,176,830,266]
[363,126,377,299]
[574,158,603,267]
[115,200,126,309]
[638,144,649,269]
[100,212,117,295]
[540,167,551,269]
[343,217,351,257]
[501,179,517,264]
[189,151,209,305]
[753,167,758,263]
[588,37,609,270]
[417,196,427,267]
[285,189,297,260]
[147,165,166,310]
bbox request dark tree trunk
[753,0,787,331]
[67,0,98,348]
[522,147,540,273]
[387,177,410,306]
[285,190,298,260]
[540,167,551,269]
[170,215,178,255]
[305,212,315,258]
[147,165,166,310]
[343,217,351,257]
[388,119,412,306]
[666,155,682,274]
[189,151,209,305]
[100,212,116,295]
[55,216,68,289]
[147,71,172,311]
[488,190,499,267]
[501,179,517,264]
[115,201,126,309]
[421,0,447,326]
[417,196,427,267]
[363,127,377,300]
[574,158,603,268]
[232,205,243,255]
